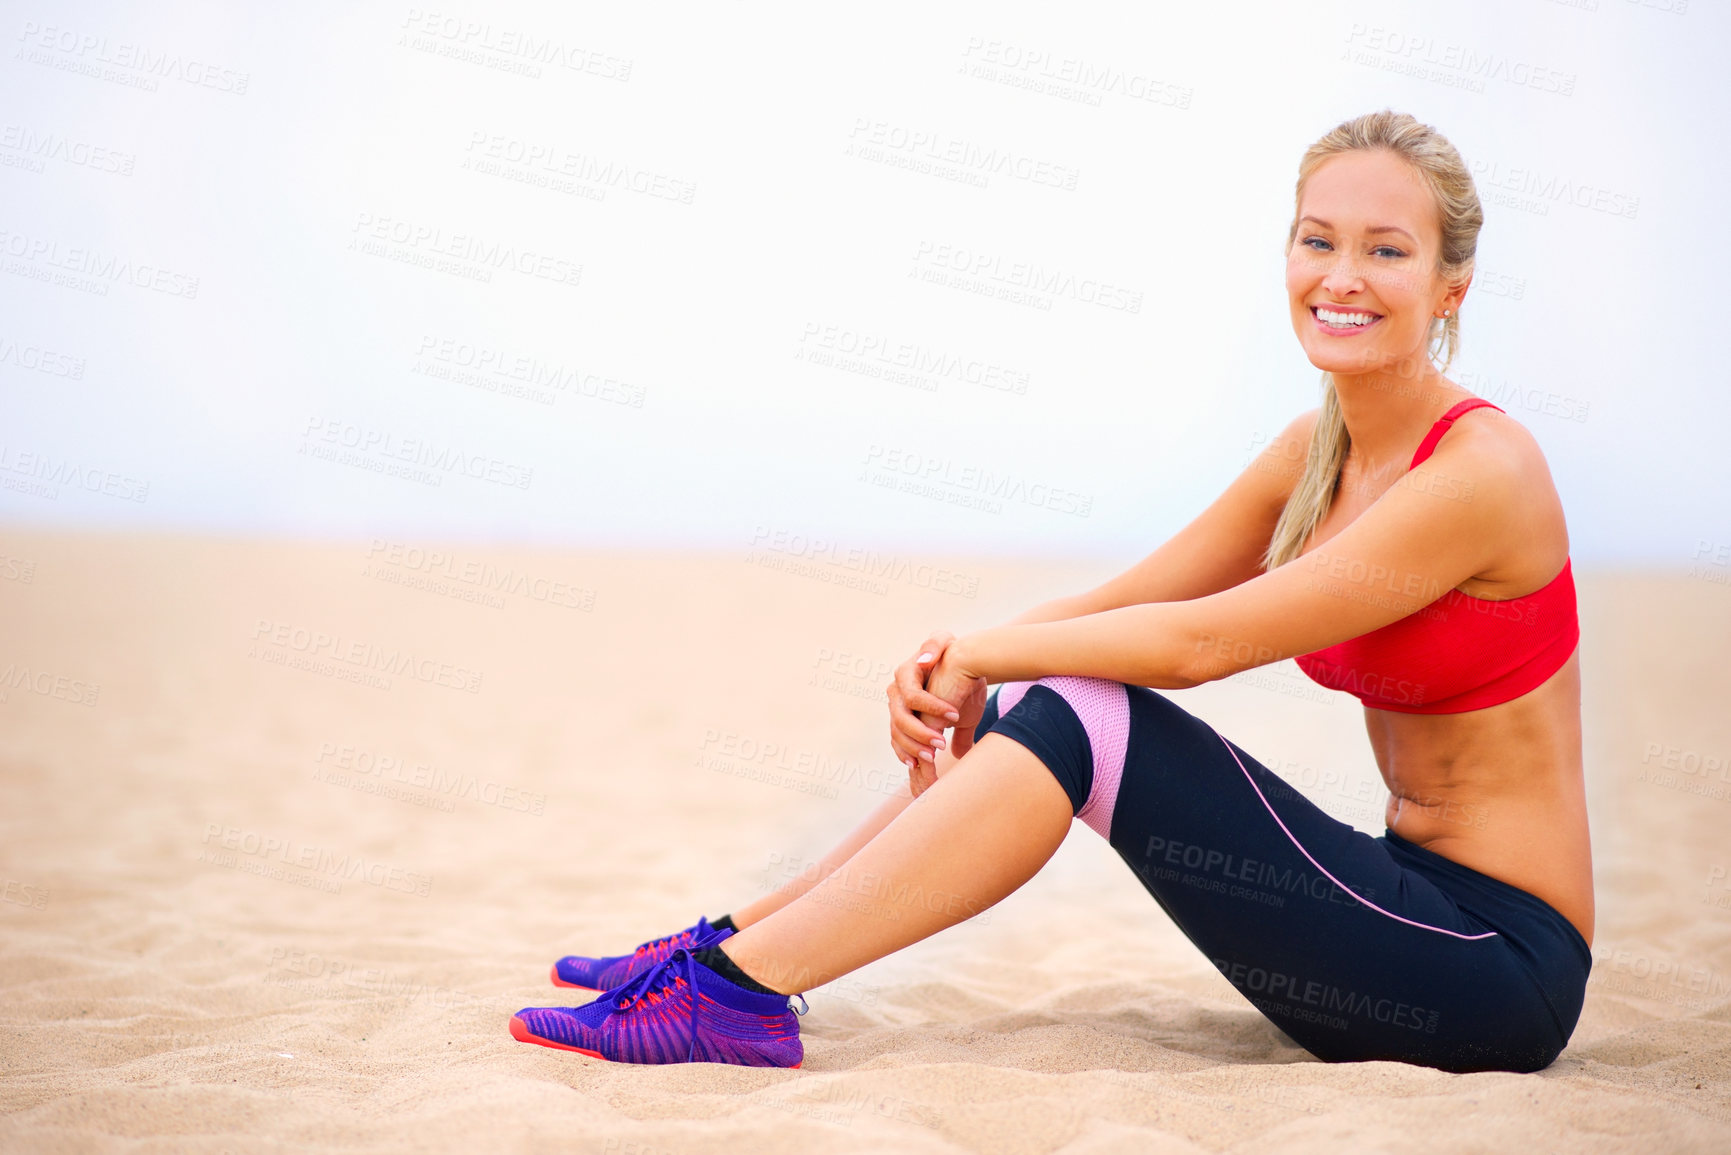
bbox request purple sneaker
[512,929,807,1067]
[552,915,723,991]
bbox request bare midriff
[1296,419,1593,949]
[1364,649,1594,947]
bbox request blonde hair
[1261,109,1484,572]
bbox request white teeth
[1316,307,1378,328]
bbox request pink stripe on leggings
[997,681,1499,942]
[1204,723,1499,942]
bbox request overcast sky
[3,0,1725,565]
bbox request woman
[510,109,1593,1075]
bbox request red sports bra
[1292,399,1579,714]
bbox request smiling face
[1285,148,1467,380]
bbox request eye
[1301,236,1332,251]
[1373,245,1406,258]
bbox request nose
[1316,250,1368,298]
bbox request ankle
[692,940,782,996]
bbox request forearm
[955,601,1202,690]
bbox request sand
[0,529,1727,1153]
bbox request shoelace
[613,945,707,1062]
[631,916,712,958]
[610,929,808,1062]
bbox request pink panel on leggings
[1039,678,1130,840]
[998,677,1129,839]
[995,680,1035,715]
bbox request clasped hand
[885,630,988,797]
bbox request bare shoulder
[1418,398,1570,586]
[1428,399,1559,496]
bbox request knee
[979,682,1095,815]
[1032,679,1131,840]
[990,678,1132,833]
[1030,678,1132,756]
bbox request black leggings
[975,676,1592,1074]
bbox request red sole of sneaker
[508,1015,800,1068]
[549,964,598,991]
[510,1015,605,1058]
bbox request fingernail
[917,652,933,663]
[919,749,934,762]
[945,711,960,722]
[930,738,944,749]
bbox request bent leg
[718,732,1072,995]
[982,677,1584,1074]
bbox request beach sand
[1,529,1727,1153]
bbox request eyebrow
[1298,216,1418,244]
